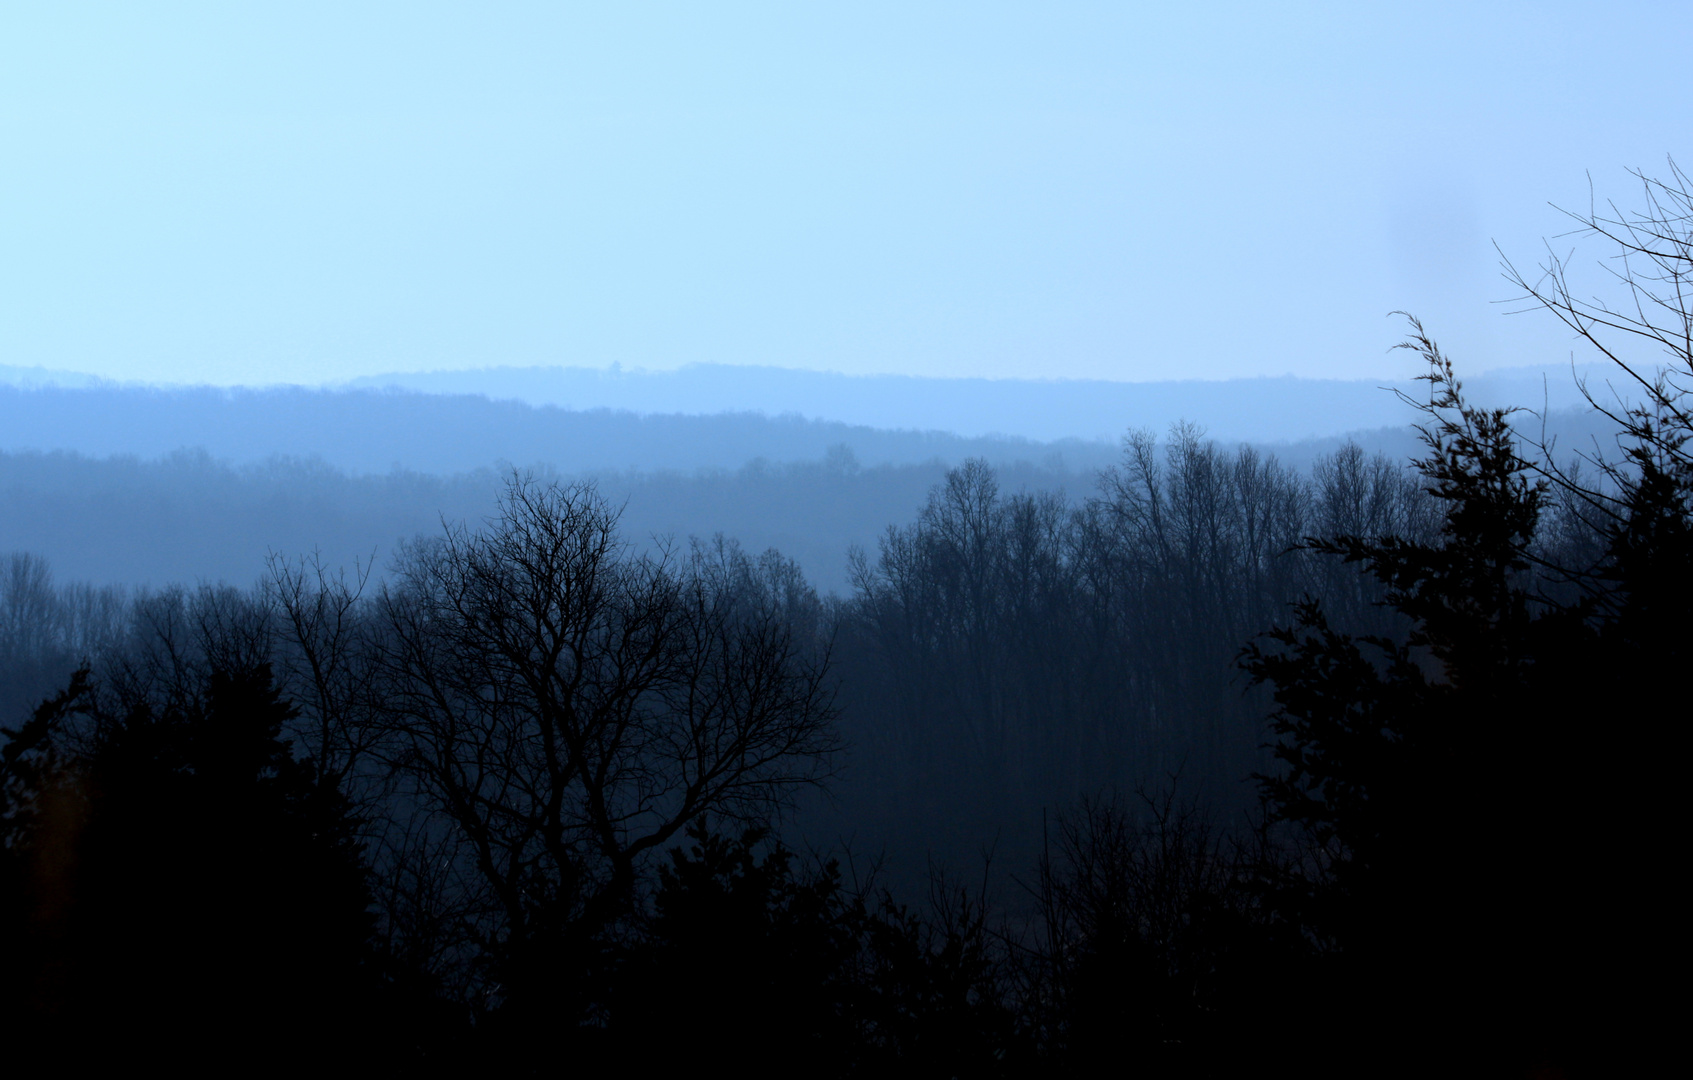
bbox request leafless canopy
[1503,159,1693,474]
[370,474,838,944]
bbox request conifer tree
[0,662,380,1065]
[1244,316,1671,1076]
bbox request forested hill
[0,369,1623,593]
[342,361,1614,443]
[0,382,1113,476]
[0,449,1091,594]
[4,360,1624,467]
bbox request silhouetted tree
[365,474,840,1042]
[1500,160,1693,1074]
[0,660,381,1067]
[1243,316,1667,1076]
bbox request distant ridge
[0,377,1626,593]
[0,363,107,390]
[4,359,1629,447]
[0,382,1120,477]
[342,361,1620,444]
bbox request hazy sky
[2,2,1686,387]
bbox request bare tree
[368,474,839,1003]
[1502,158,1693,621]
[1504,158,1693,438]
[264,551,383,784]
[1026,787,1271,1074]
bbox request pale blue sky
[1,2,1686,386]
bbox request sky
[1,2,1687,388]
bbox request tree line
[828,428,1436,879]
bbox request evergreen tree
[0,663,380,1066]
[1244,318,1669,1076]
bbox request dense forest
[3,175,1688,1076]
[0,446,1107,597]
[2,404,1630,593]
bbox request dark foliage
[1244,318,1680,1076]
[0,662,387,1066]
[828,431,1429,883]
[611,823,1020,1076]
[1023,791,1291,1077]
